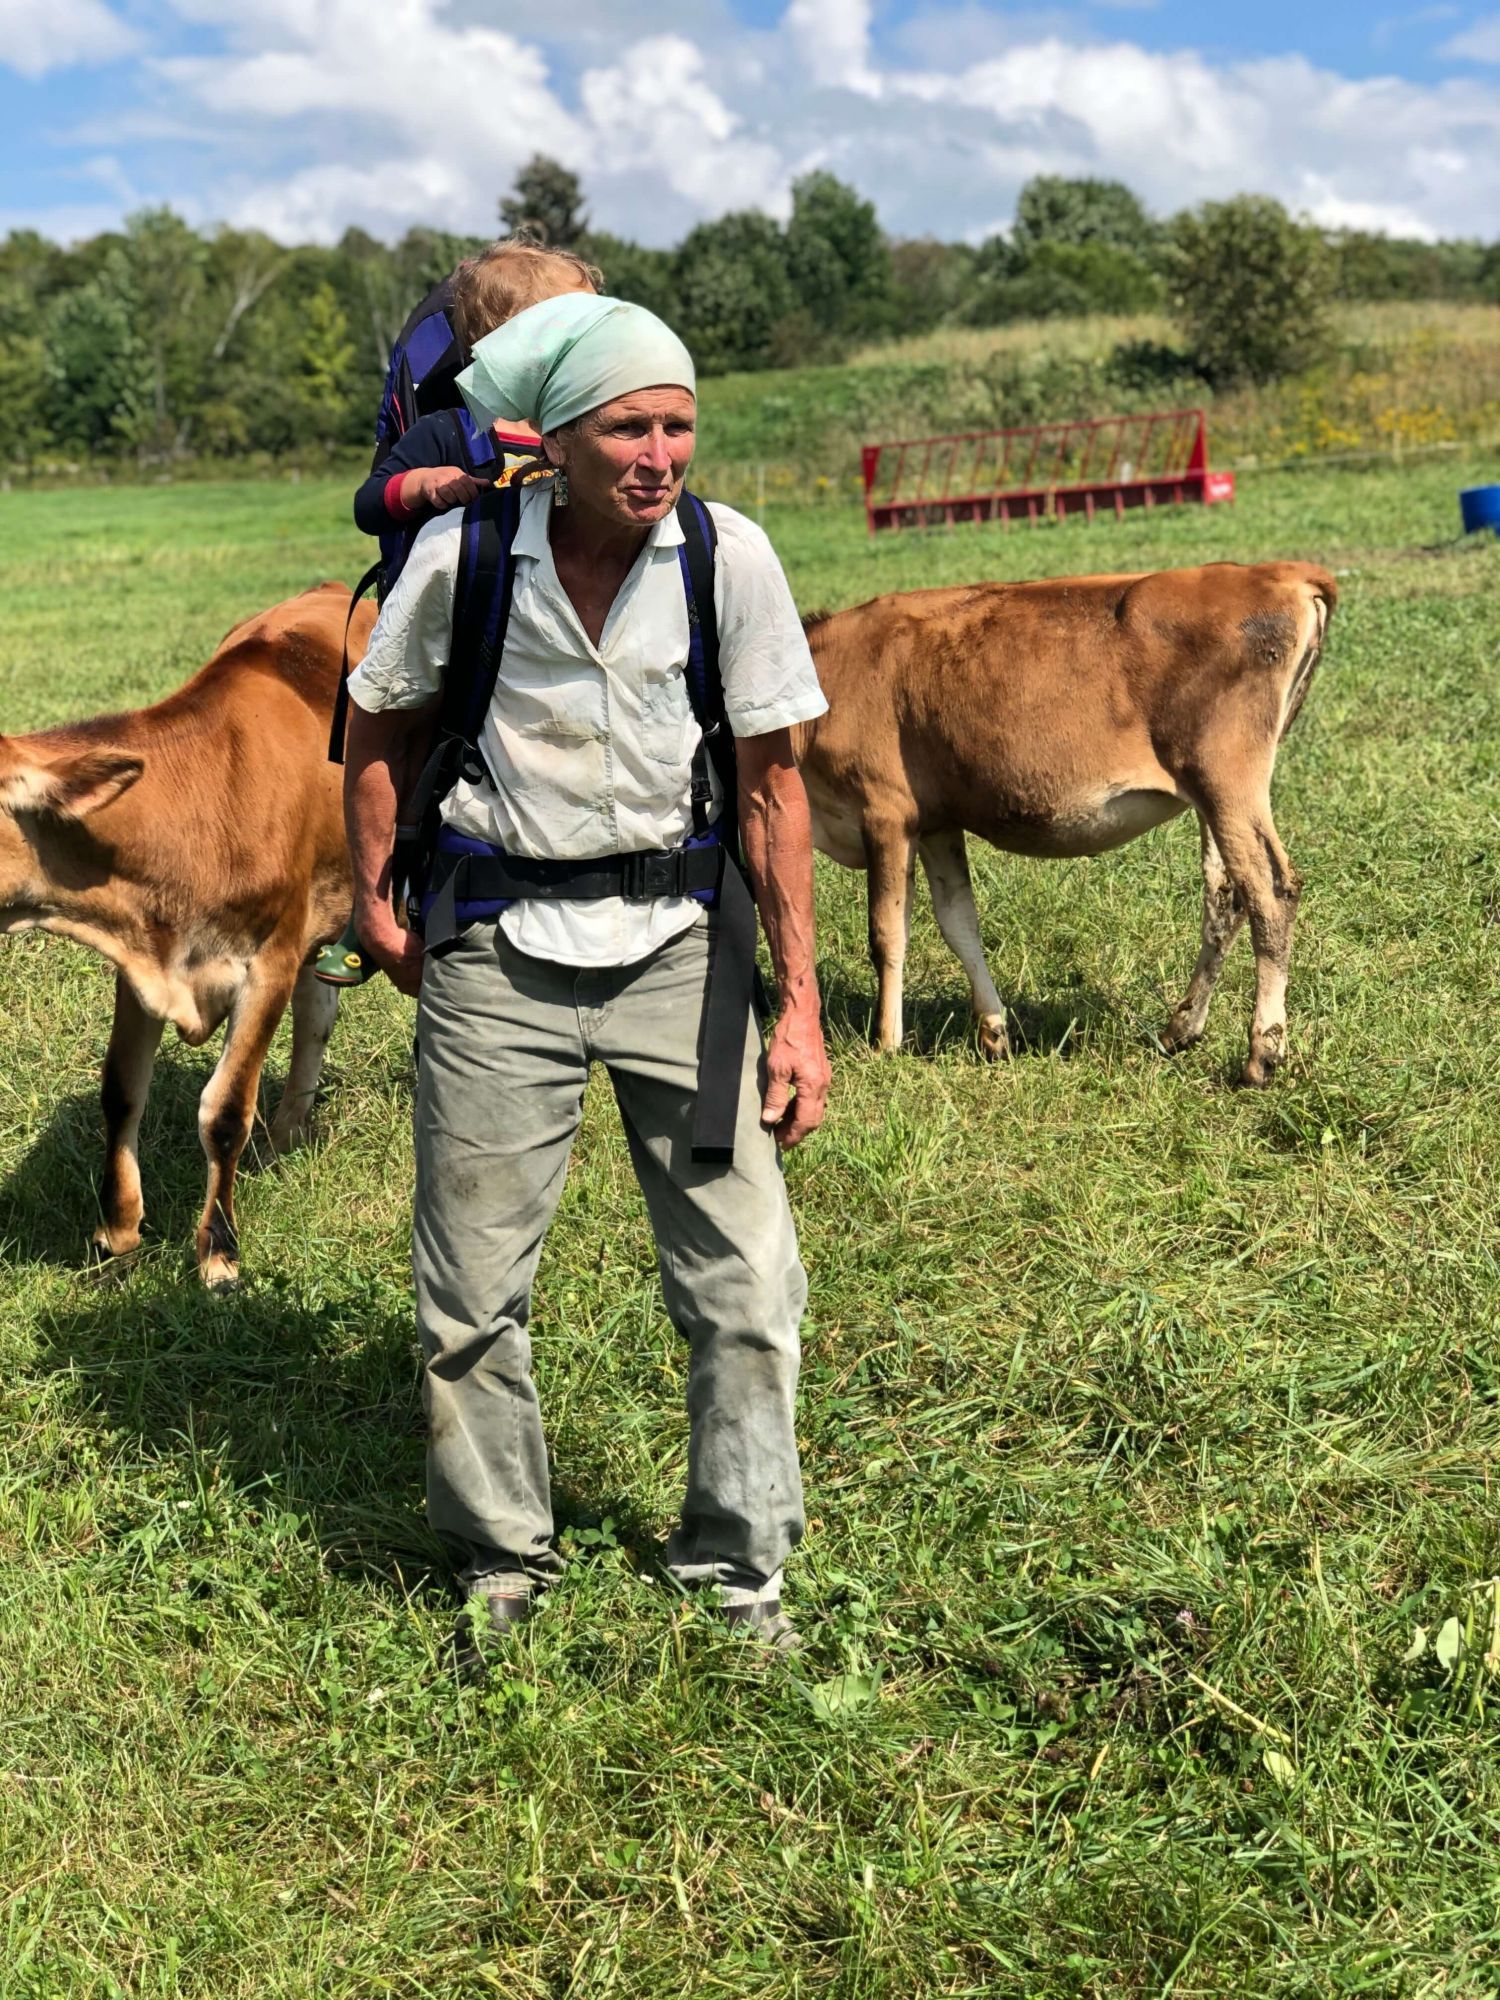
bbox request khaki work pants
[412,915,807,1603]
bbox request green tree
[297,282,357,441]
[1012,176,1159,260]
[0,339,48,466]
[785,170,892,338]
[43,274,144,451]
[1167,195,1332,386]
[116,207,208,454]
[1327,229,1486,302]
[673,212,796,374]
[888,237,977,335]
[581,231,676,318]
[967,239,1163,324]
[500,155,588,248]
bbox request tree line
[3,155,1497,469]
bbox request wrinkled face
[545,386,697,530]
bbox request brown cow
[796,560,1335,1086]
[0,582,370,1285]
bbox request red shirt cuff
[384,472,416,522]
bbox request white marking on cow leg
[94,973,165,1257]
[194,956,299,1287]
[268,964,340,1154]
[917,830,1009,1060]
[1206,799,1301,1088]
[864,823,915,1051]
[1161,817,1245,1055]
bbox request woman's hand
[399,465,484,515]
[357,909,425,997]
[761,998,831,1150]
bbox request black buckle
[620,850,682,901]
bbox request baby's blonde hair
[451,238,603,356]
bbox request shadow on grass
[0,1056,311,1273]
[29,1237,670,1607]
[818,968,1120,1060]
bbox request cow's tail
[1279,566,1337,743]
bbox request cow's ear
[0,747,145,820]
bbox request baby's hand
[399,465,485,515]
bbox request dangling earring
[552,467,570,507]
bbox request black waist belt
[428,840,725,911]
[423,840,760,1168]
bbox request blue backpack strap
[675,491,722,727]
[674,491,765,1165]
[675,491,734,843]
[449,405,499,474]
[414,480,525,950]
[326,559,385,765]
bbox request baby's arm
[353,414,483,534]
[396,463,484,515]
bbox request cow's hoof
[91,1222,143,1259]
[199,1252,241,1291]
[977,1015,1011,1062]
[267,1113,311,1157]
[1158,1019,1203,1057]
[1238,1027,1286,1089]
[1236,1060,1276,1090]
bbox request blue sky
[4,1,1499,246]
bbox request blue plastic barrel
[1459,483,1500,535]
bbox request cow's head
[0,734,145,923]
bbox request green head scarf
[455,292,696,436]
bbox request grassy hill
[695,302,1500,504]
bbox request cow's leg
[864,820,915,1051]
[1202,792,1302,1088]
[94,973,165,1258]
[917,829,1009,1060]
[195,955,300,1287]
[267,963,340,1154]
[1160,816,1246,1056]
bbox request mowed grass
[1,459,1499,1998]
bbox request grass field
[2,458,1499,1997]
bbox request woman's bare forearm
[342,701,434,995]
[738,730,820,1016]
[737,728,829,1147]
[343,703,418,926]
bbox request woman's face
[547,387,697,531]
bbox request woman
[343,293,831,1673]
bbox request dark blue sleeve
[352,412,466,534]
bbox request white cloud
[2,0,135,79]
[16,0,1500,247]
[579,35,791,216]
[782,0,881,93]
[1442,13,1500,59]
[146,0,586,242]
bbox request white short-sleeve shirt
[347,481,828,968]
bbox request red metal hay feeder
[861,406,1235,534]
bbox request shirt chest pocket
[641,665,695,769]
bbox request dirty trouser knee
[411,917,807,1596]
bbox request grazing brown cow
[796,560,1336,1086]
[0,582,370,1285]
